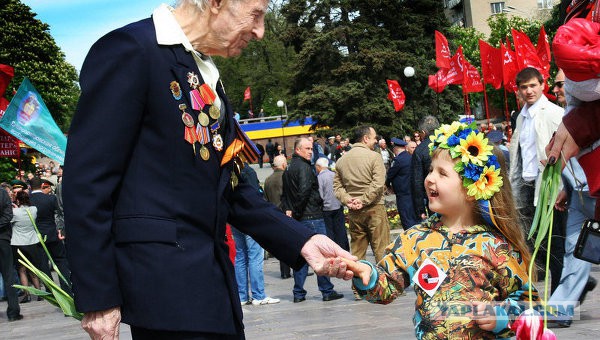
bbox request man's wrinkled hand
[300,234,357,280]
[81,306,121,340]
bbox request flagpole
[249,97,254,117]
[503,86,510,127]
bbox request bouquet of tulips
[12,210,83,320]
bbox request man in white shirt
[508,67,564,290]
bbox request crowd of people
[0,163,69,322]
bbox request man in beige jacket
[334,126,390,265]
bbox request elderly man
[377,139,393,170]
[263,155,291,279]
[334,126,389,264]
[315,157,349,251]
[63,1,354,339]
[282,138,344,303]
[406,141,417,155]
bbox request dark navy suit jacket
[387,151,412,196]
[63,18,312,335]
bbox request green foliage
[279,0,463,139]
[487,13,542,47]
[0,0,79,130]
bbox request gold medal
[181,112,194,127]
[209,105,221,120]
[200,145,210,160]
[230,172,239,189]
[198,112,209,127]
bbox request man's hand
[81,306,121,340]
[346,198,363,210]
[546,123,580,167]
[300,234,357,280]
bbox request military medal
[209,105,221,120]
[199,83,216,105]
[196,124,211,145]
[200,145,210,161]
[182,112,194,127]
[190,89,205,111]
[187,72,200,89]
[170,81,182,100]
[198,112,209,127]
[212,134,224,151]
[230,172,239,189]
[210,121,223,151]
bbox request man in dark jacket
[0,187,19,321]
[410,115,440,220]
[29,177,72,296]
[386,138,418,229]
[282,137,344,303]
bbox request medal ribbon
[200,83,216,105]
[190,89,205,111]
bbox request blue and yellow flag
[0,78,66,164]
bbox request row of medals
[173,72,223,161]
[172,73,241,189]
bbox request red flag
[479,40,503,89]
[501,42,518,93]
[462,58,483,94]
[428,70,448,93]
[435,30,451,69]
[386,80,405,111]
[243,86,251,101]
[512,29,548,78]
[446,46,465,85]
[0,64,14,96]
[536,26,551,77]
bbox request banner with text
[0,78,66,164]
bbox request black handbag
[574,219,600,264]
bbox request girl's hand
[339,257,372,286]
[471,301,497,331]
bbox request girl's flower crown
[429,121,503,201]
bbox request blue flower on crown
[464,162,483,181]
[486,154,500,169]
[457,128,474,140]
[447,135,460,147]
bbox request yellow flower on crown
[467,165,503,200]
[456,131,493,166]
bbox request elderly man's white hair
[273,155,286,168]
[315,157,329,168]
[177,0,210,11]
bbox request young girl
[344,121,539,339]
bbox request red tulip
[511,309,543,340]
[540,329,557,340]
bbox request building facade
[444,0,558,36]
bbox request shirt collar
[153,4,195,52]
[522,95,546,119]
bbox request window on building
[538,0,553,9]
[491,2,505,14]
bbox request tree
[279,0,463,139]
[0,0,79,130]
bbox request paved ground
[3,164,599,338]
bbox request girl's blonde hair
[431,147,535,281]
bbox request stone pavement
[2,255,599,339]
[2,164,599,338]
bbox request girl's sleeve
[492,244,540,337]
[353,234,411,305]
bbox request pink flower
[511,309,543,340]
[540,329,557,340]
